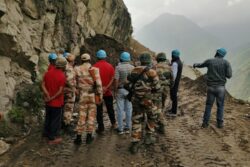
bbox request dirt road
[0,77,249,167]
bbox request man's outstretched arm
[193,60,209,68]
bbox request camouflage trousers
[64,91,76,125]
[152,93,164,126]
[75,93,96,134]
[162,89,170,108]
[131,100,158,142]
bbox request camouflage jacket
[74,63,103,98]
[65,64,76,93]
[127,66,161,106]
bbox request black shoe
[157,123,165,134]
[116,129,124,135]
[201,122,209,128]
[96,128,104,134]
[217,122,224,129]
[129,142,140,154]
[124,128,130,134]
[74,135,82,145]
[86,133,94,144]
[144,134,156,145]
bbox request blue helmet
[216,48,227,57]
[120,52,131,62]
[48,53,57,60]
[172,49,180,58]
[96,50,107,59]
[63,52,70,58]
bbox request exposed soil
[0,77,249,167]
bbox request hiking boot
[201,122,209,128]
[86,133,94,144]
[217,122,224,129]
[157,123,165,134]
[74,135,82,145]
[144,134,156,145]
[48,137,62,145]
[129,142,140,154]
[124,128,130,134]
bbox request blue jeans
[203,86,225,124]
[116,88,132,131]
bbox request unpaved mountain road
[0,77,249,167]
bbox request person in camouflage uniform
[128,53,161,154]
[63,53,76,127]
[74,53,103,144]
[153,52,173,134]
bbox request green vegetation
[8,81,44,124]
[8,106,25,124]
[0,120,12,137]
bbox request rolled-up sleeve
[172,62,178,81]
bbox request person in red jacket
[42,57,67,145]
[93,50,117,133]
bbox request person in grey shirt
[193,48,232,128]
[114,52,134,134]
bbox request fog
[123,0,250,32]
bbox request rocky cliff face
[0,0,132,112]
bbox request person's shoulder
[132,66,144,73]
[147,68,158,78]
[223,59,230,64]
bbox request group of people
[41,47,232,154]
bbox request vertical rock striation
[0,0,132,112]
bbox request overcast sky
[123,0,250,33]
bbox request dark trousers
[170,85,179,114]
[203,86,225,124]
[96,96,116,130]
[43,106,62,140]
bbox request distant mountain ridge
[227,47,250,101]
[135,13,220,65]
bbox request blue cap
[120,52,131,61]
[63,52,70,58]
[172,49,180,58]
[96,50,107,59]
[216,48,227,57]
[48,53,57,60]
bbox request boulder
[0,140,10,155]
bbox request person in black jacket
[168,50,183,116]
[193,48,232,128]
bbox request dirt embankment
[0,77,249,167]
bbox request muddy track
[0,77,249,167]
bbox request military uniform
[64,63,76,125]
[128,65,161,143]
[154,61,173,128]
[74,63,102,135]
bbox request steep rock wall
[0,0,132,112]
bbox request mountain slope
[227,47,250,101]
[135,13,220,65]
